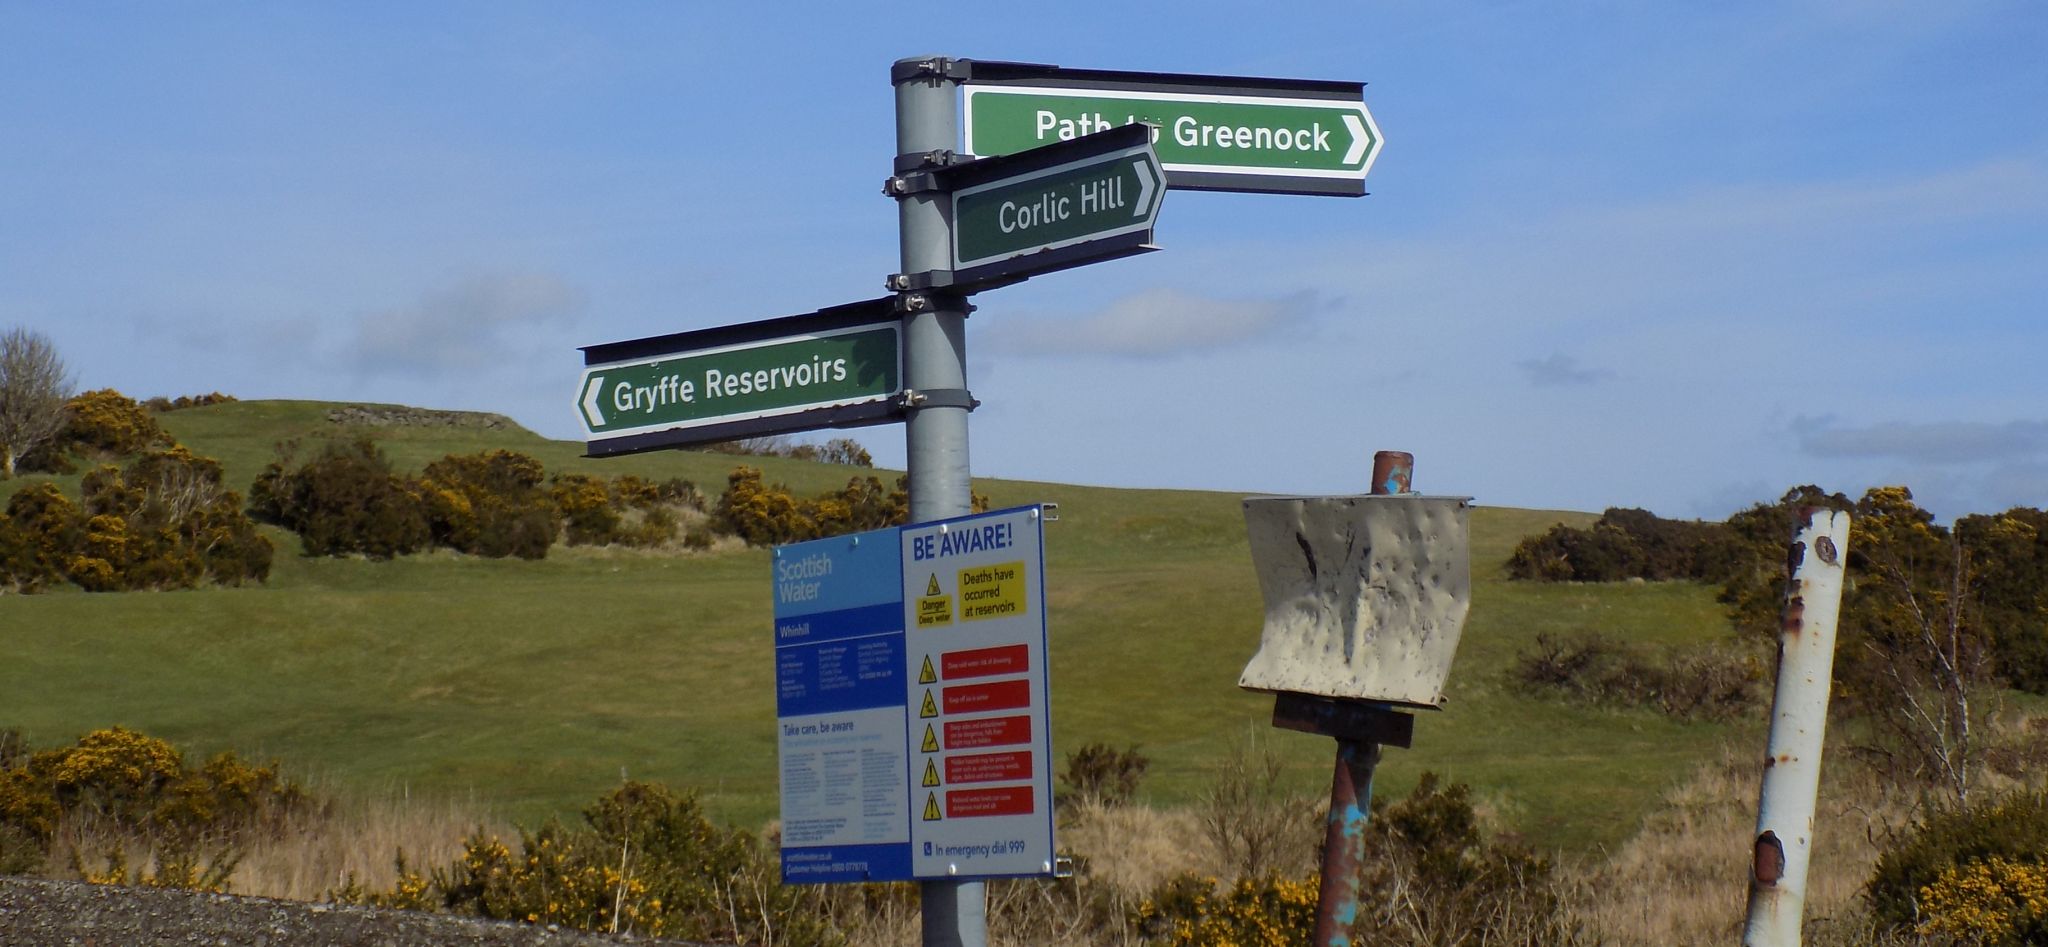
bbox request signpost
[577,298,902,457]
[772,506,1056,885]
[574,52,1382,947]
[943,123,1164,290]
[963,64,1381,196]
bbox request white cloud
[1517,353,1613,387]
[982,288,1322,358]
[348,271,584,375]
[1793,416,2048,464]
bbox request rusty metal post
[1741,508,1851,946]
[1306,450,1411,947]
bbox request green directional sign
[964,82,1380,197]
[577,301,902,457]
[944,123,1164,288]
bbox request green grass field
[1,400,1753,852]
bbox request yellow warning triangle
[922,758,941,787]
[925,573,941,596]
[922,792,943,821]
[919,689,939,719]
[921,724,940,753]
[918,655,937,685]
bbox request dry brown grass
[1563,708,2048,947]
[229,785,505,901]
[1060,800,1215,902]
[48,785,501,903]
[1566,747,1905,945]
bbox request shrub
[1135,871,1318,947]
[1916,856,2048,945]
[714,467,817,546]
[0,448,270,592]
[1867,791,2048,932]
[1,483,77,592]
[549,473,621,546]
[701,435,873,467]
[1350,773,1572,946]
[251,438,430,559]
[815,438,873,467]
[417,450,557,559]
[811,475,904,537]
[1059,743,1150,809]
[1200,735,1318,881]
[1511,631,1764,721]
[1506,507,1741,583]
[0,727,307,887]
[1956,508,2048,693]
[35,726,186,828]
[70,448,272,590]
[0,764,60,850]
[548,474,700,549]
[57,389,173,459]
[142,393,237,413]
[430,781,832,943]
[714,467,951,547]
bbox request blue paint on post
[1314,738,1381,947]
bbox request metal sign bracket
[896,387,979,412]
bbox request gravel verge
[0,877,716,947]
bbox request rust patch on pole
[1753,830,1786,885]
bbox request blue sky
[3,2,2043,520]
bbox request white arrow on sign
[1342,114,1369,166]
[580,374,606,428]
[1131,156,1156,218]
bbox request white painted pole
[1741,508,1851,946]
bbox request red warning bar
[946,750,1032,785]
[946,786,1034,819]
[944,715,1031,750]
[942,644,1029,680]
[943,679,1031,714]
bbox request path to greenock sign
[576,298,903,457]
[964,71,1380,196]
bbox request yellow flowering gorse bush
[1918,857,2048,945]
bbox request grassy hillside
[0,400,1749,852]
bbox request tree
[0,328,73,477]
[1837,486,1995,805]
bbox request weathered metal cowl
[1237,495,1472,708]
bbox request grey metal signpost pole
[891,55,986,947]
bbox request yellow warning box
[923,792,943,822]
[918,655,937,684]
[922,758,941,788]
[916,573,953,628]
[957,560,1027,622]
[919,690,939,719]
[921,723,940,753]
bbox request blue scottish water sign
[773,530,914,883]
